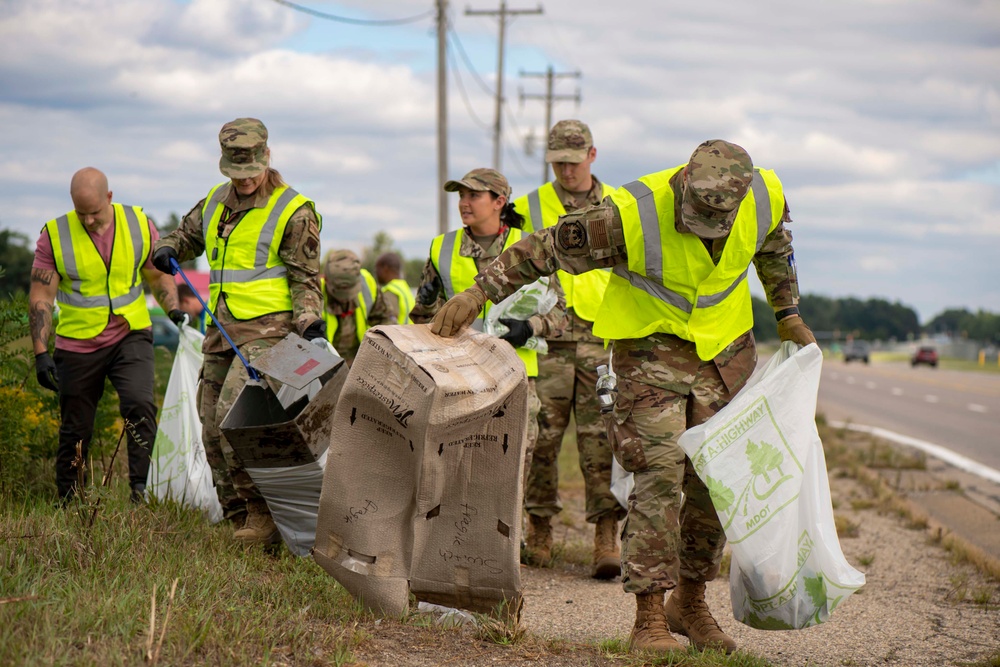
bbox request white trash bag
[678,342,865,630]
[246,451,327,557]
[485,276,557,353]
[148,325,223,524]
[610,455,634,510]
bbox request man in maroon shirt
[29,167,180,502]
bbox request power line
[267,0,435,26]
[446,25,494,96]
[447,42,492,130]
[465,2,544,170]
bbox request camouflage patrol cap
[443,168,511,199]
[545,119,593,164]
[680,139,754,239]
[219,118,269,178]
[324,249,362,301]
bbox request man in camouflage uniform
[322,248,396,366]
[430,140,817,655]
[153,118,325,544]
[513,120,625,578]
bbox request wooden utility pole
[519,66,580,184]
[466,2,543,171]
[437,0,449,233]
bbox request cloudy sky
[1,0,997,323]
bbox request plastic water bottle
[596,364,617,414]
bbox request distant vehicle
[843,340,871,364]
[151,315,179,352]
[911,346,939,368]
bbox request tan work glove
[430,285,488,337]
[776,315,817,346]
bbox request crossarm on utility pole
[465,2,544,170]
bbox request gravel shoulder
[349,431,1000,667]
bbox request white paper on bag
[148,325,223,524]
[678,342,865,630]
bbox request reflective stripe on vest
[431,227,537,376]
[48,204,152,338]
[594,167,783,360]
[384,279,414,324]
[611,171,772,313]
[514,181,616,322]
[203,183,311,319]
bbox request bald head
[70,167,114,234]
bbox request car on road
[911,346,939,368]
[151,314,179,352]
[843,340,871,364]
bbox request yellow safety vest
[429,227,538,376]
[45,204,152,339]
[322,270,377,345]
[593,167,783,360]
[383,278,414,324]
[202,183,317,320]
[513,181,616,322]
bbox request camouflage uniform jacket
[324,288,396,362]
[411,226,568,339]
[541,175,607,345]
[474,170,800,394]
[157,180,323,354]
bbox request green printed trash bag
[485,276,557,353]
[148,325,223,523]
[678,342,865,630]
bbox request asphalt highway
[817,358,1000,471]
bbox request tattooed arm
[143,265,179,314]
[28,268,59,354]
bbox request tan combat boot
[628,592,684,653]
[523,514,552,566]
[664,578,737,653]
[234,500,280,545]
[591,515,621,579]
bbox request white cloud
[0,0,997,323]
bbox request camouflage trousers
[199,338,279,521]
[525,340,624,524]
[605,362,736,595]
[523,377,541,490]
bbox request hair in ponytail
[500,201,525,229]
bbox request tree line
[752,295,999,344]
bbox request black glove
[152,246,179,275]
[416,275,443,307]
[498,318,533,349]
[168,309,189,327]
[302,319,326,342]
[35,352,59,392]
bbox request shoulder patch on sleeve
[557,220,587,250]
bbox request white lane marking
[968,403,987,413]
[925,395,939,403]
[865,381,877,390]
[846,377,856,385]
[891,387,904,396]
[829,421,1000,486]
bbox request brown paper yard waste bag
[313,324,528,618]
